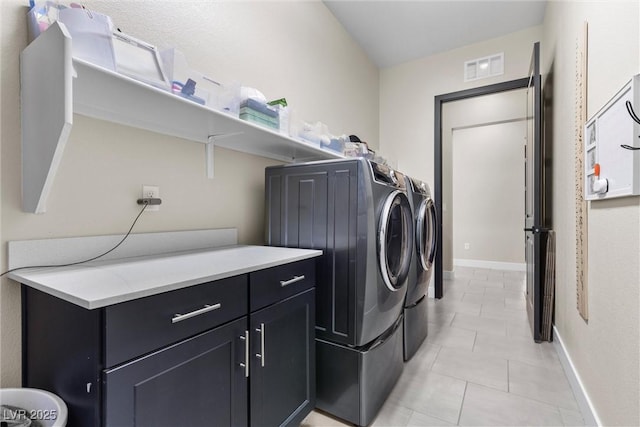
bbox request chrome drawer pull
[256,323,265,367]
[280,275,305,287]
[172,303,221,324]
[239,330,249,378]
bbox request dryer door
[417,197,437,271]
[378,191,413,291]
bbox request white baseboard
[552,326,601,427]
[454,258,526,271]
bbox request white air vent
[464,53,504,82]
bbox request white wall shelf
[21,22,342,214]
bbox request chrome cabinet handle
[255,323,265,367]
[239,330,249,378]
[280,275,305,287]
[171,303,221,324]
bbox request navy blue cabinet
[21,259,316,427]
[104,317,248,427]
[250,289,315,427]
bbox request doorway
[447,98,528,275]
[433,78,529,300]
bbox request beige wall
[452,121,525,265]
[380,26,542,184]
[381,2,640,424]
[442,90,528,270]
[542,1,640,426]
[380,27,541,272]
[0,1,379,386]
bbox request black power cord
[622,101,640,150]
[0,202,149,278]
[626,100,640,124]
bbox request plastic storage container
[58,7,116,71]
[27,3,116,71]
[161,48,222,108]
[0,388,68,427]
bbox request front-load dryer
[265,158,413,426]
[403,176,438,361]
[266,158,412,347]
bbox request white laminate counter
[8,245,322,309]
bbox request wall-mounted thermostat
[584,74,640,200]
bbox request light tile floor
[301,267,586,427]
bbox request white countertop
[8,245,322,309]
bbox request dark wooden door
[249,289,315,427]
[103,317,248,427]
[524,41,546,342]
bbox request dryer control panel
[370,161,407,189]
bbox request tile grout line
[556,406,568,427]
[458,378,511,393]
[404,409,415,427]
[456,381,469,426]
[410,408,456,427]
[430,344,444,370]
[439,269,576,426]
[449,311,457,327]
[508,355,565,371]
[505,388,582,414]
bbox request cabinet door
[104,317,248,427]
[250,288,315,427]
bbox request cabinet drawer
[104,275,247,368]
[250,259,315,311]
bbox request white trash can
[0,388,68,427]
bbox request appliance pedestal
[403,295,428,361]
[315,316,403,427]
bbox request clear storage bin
[27,3,116,71]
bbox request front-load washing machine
[265,158,413,426]
[403,176,437,361]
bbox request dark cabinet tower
[21,259,316,427]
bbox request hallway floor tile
[301,267,585,427]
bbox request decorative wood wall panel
[575,22,589,321]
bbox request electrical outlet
[142,185,160,211]
[464,243,470,250]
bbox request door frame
[433,78,529,299]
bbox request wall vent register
[464,53,504,82]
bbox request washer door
[378,191,413,291]
[416,197,438,271]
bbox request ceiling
[323,1,547,68]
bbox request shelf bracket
[21,22,73,213]
[206,135,215,179]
